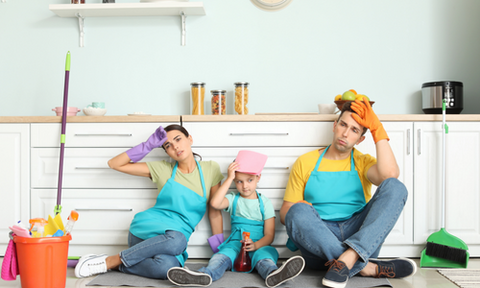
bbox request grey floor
[1,257,477,288]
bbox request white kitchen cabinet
[413,122,480,256]
[0,124,30,255]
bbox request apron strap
[232,191,266,220]
[171,160,207,199]
[314,145,356,172]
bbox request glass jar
[190,82,205,115]
[211,90,227,115]
[234,82,249,115]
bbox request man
[279,99,416,288]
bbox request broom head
[420,228,469,268]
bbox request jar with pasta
[211,90,227,115]
[234,82,249,115]
[190,82,205,115]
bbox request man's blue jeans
[285,178,407,277]
[118,230,186,279]
[198,252,278,281]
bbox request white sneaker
[167,267,212,287]
[74,254,108,278]
[266,256,305,288]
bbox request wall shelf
[49,2,206,47]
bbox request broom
[420,99,469,268]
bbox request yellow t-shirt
[284,147,377,203]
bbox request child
[167,150,305,288]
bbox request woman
[74,124,224,279]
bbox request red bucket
[13,234,72,288]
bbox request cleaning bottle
[29,218,48,237]
[234,231,252,272]
[64,210,79,235]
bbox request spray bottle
[64,210,79,235]
[234,231,252,272]
[29,218,48,237]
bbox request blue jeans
[118,230,186,279]
[198,253,278,281]
[285,178,407,277]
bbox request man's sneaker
[265,255,305,288]
[74,254,108,278]
[322,259,350,288]
[167,267,212,287]
[369,258,417,278]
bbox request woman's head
[161,124,202,161]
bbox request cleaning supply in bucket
[29,218,48,237]
[234,232,252,272]
[9,221,31,238]
[64,210,79,235]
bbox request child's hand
[227,162,239,181]
[242,238,257,251]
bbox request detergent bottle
[64,210,79,235]
[234,231,252,272]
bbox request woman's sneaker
[322,259,350,288]
[369,258,417,278]
[74,254,108,278]
[265,255,305,288]
[167,267,212,287]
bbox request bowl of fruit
[334,89,374,111]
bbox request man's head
[332,101,367,153]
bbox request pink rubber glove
[207,233,224,253]
[126,126,167,162]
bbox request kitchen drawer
[31,148,170,189]
[31,123,178,148]
[184,122,333,147]
[31,189,158,246]
[195,147,313,189]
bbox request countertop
[1,114,480,123]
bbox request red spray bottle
[234,231,252,272]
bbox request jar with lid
[234,82,249,115]
[211,90,227,115]
[190,82,205,115]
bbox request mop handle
[55,51,71,215]
[441,99,448,229]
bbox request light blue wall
[1,0,480,116]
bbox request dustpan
[420,99,469,268]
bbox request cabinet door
[0,124,30,254]
[355,122,414,249]
[414,122,480,253]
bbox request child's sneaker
[265,255,305,288]
[322,259,349,288]
[167,267,212,287]
[74,254,108,278]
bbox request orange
[349,89,358,95]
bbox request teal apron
[286,146,365,251]
[129,160,207,266]
[217,191,279,273]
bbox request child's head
[232,150,267,199]
[234,172,261,199]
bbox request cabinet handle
[75,167,110,169]
[264,167,289,170]
[407,129,411,155]
[74,133,133,137]
[417,129,422,155]
[229,133,289,136]
[75,208,133,212]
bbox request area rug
[438,269,480,288]
[87,263,391,288]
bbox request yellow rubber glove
[350,98,389,144]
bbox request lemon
[334,94,342,101]
[356,94,370,102]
